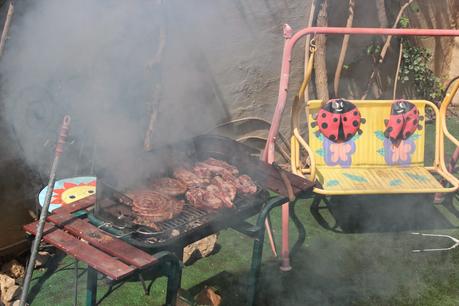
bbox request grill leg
[247,228,265,306]
[139,273,148,295]
[74,260,79,306]
[247,196,287,306]
[86,267,97,306]
[290,199,306,257]
[154,251,182,306]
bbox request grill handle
[272,162,296,202]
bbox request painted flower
[323,138,356,168]
[383,138,415,166]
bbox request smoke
[0,0,233,187]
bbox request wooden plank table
[23,197,181,306]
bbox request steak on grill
[236,175,257,194]
[173,167,209,187]
[185,187,225,210]
[194,158,239,177]
[150,177,187,196]
[211,176,236,206]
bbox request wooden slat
[23,221,55,235]
[62,218,157,269]
[23,221,135,280]
[52,195,96,215]
[47,212,76,225]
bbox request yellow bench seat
[315,166,444,194]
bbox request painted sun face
[51,181,96,205]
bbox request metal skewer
[20,115,71,306]
[411,232,459,253]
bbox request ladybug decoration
[311,98,366,143]
[384,100,424,143]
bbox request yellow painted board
[316,166,443,192]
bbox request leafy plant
[399,40,444,102]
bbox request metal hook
[411,232,459,253]
[309,35,317,52]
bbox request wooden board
[62,218,157,269]
[238,157,315,197]
[47,212,75,225]
[51,195,96,215]
[23,221,135,280]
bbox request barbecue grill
[24,135,314,306]
[88,134,314,305]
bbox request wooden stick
[393,41,404,99]
[303,0,316,102]
[379,0,414,63]
[333,0,355,97]
[361,0,415,99]
[314,0,329,102]
[0,1,14,58]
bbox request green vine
[366,15,444,102]
[398,41,443,102]
[398,16,443,102]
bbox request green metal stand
[84,252,181,306]
[86,267,97,306]
[246,196,291,306]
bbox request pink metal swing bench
[262,26,459,271]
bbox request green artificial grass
[29,120,459,306]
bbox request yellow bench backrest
[307,100,428,168]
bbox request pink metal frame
[262,26,459,271]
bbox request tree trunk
[303,0,316,102]
[314,0,329,102]
[375,0,388,28]
[333,0,355,97]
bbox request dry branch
[379,0,414,63]
[314,0,329,102]
[393,41,404,99]
[361,0,415,99]
[333,0,355,97]
[0,1,14,58]
[303,0,316,102]
[376,0,389,28]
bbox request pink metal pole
[262,26,459,271]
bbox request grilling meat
[236,175,257,194]
[173,167,209,187]
[196,158,239,177]
[134,216,160,231]
[186,187,225,210]
[192,163,213,179]
[130,189,184,225]
[211,176,236,205]
[150,177,187,196]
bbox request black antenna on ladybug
[20,115,72,306]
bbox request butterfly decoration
[322,137,356,167]
[383,137,416,166]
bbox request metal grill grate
[152,184,264,233]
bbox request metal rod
[20,115,71,306]
[73,260,78,306]
[411,232,459,252]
